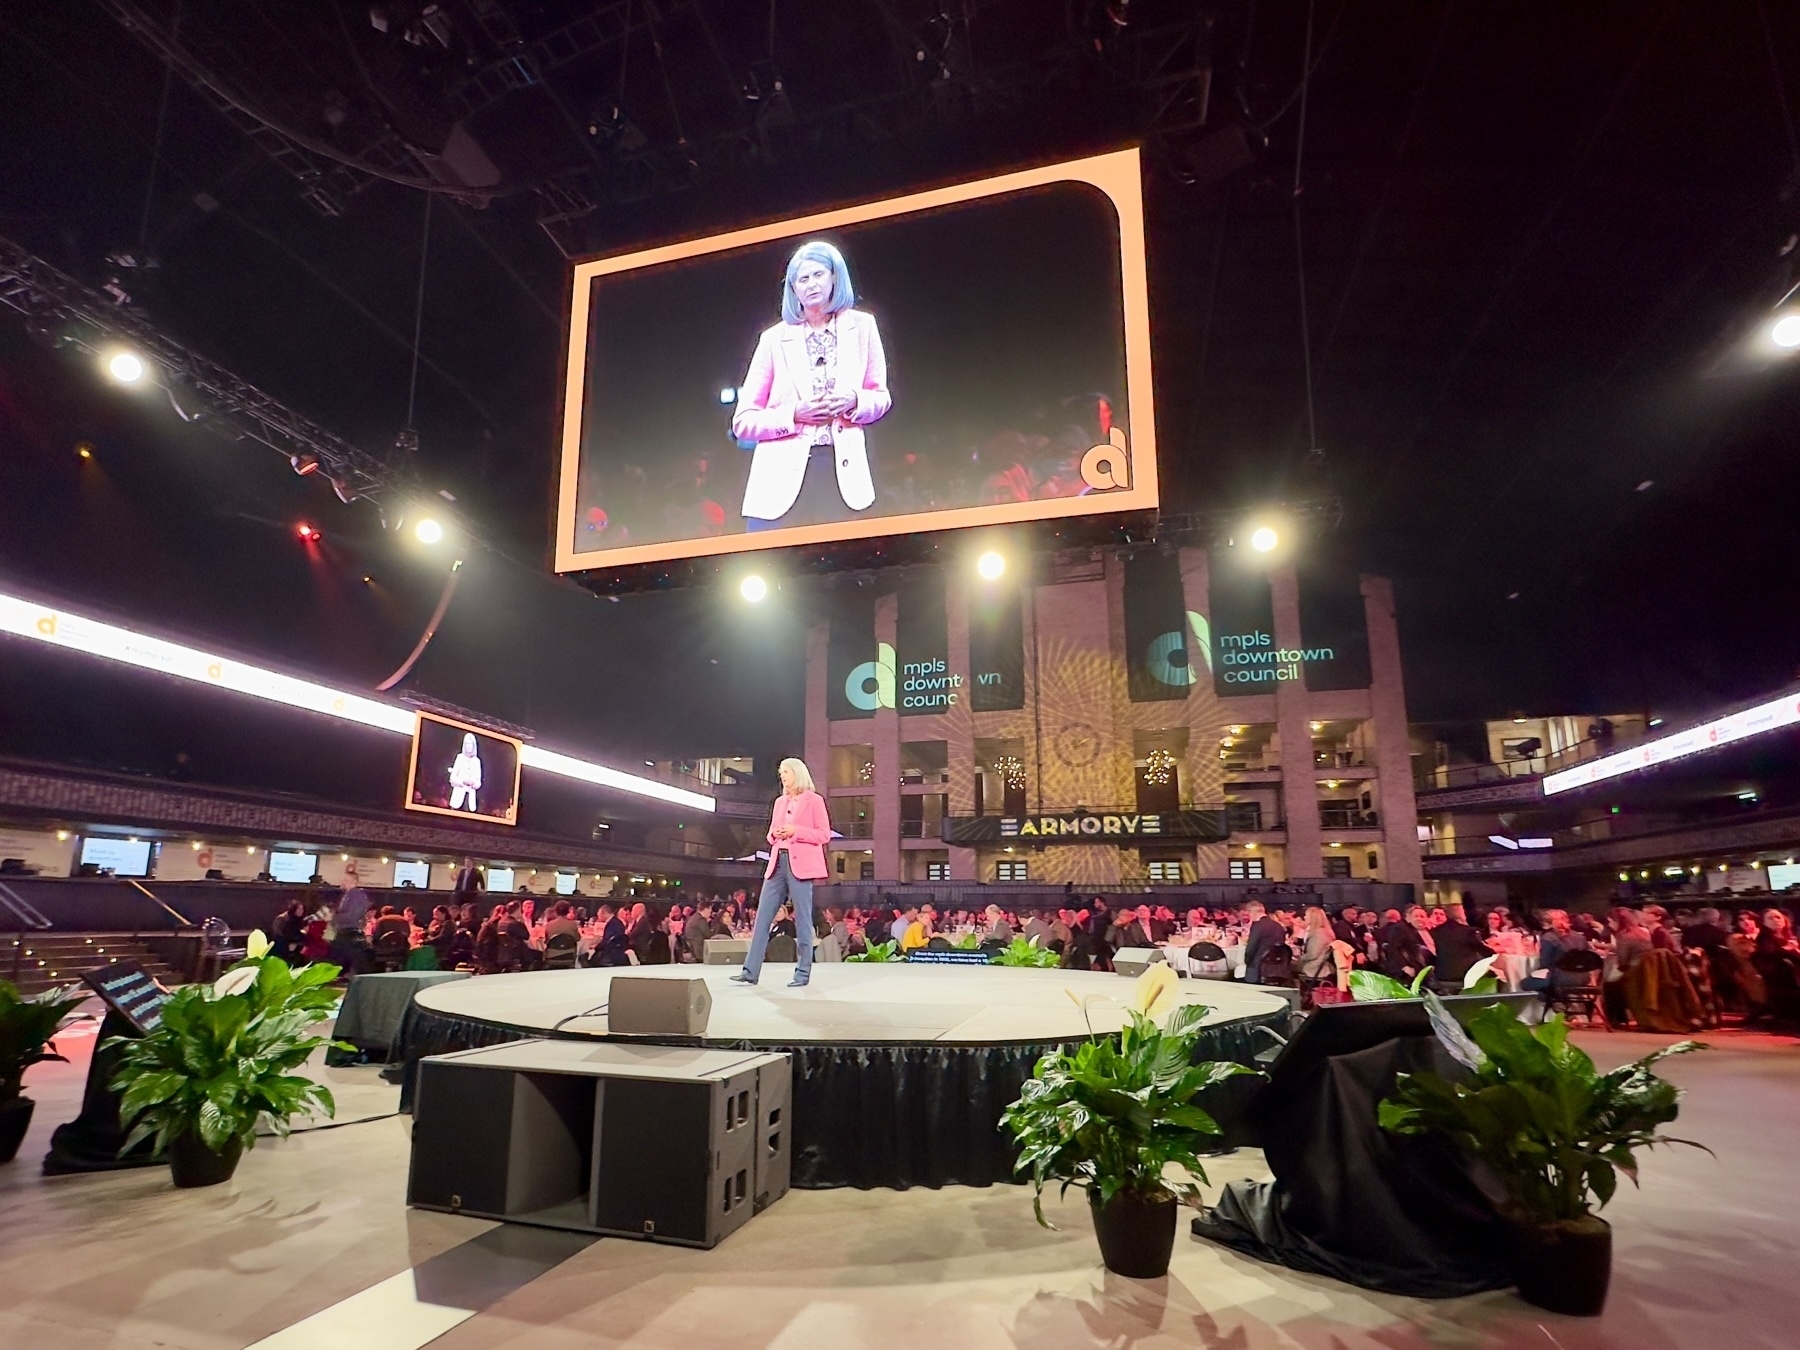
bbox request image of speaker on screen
[448,732,484,812]
[731,241,891,531]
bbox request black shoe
[729,972,757,985]
[787,976,809,988]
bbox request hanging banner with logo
[897,572,951,716]
[826,591,879,720]
[1124,551,1192,702]
[1209,563,1279,697]
[969,584,1025,711]
[1298,567,1371,691]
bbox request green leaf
[1349,970,1416,1002]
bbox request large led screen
[405,711,523,827]
[554,149,1157,571]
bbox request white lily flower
[245,929,272,961]
[1132,962,1179,1018]
[1463,955,1499,990]
[212,966,259,998]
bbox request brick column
[945,573,978,880]
[1362,574,1424,886]
[1271,563,1322,877]
[872,591,902,882]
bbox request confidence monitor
[554,148,1158,572]
[405,710,523,827]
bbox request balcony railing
[1319,808,1380,831]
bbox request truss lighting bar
[0,590,712,814]
[1542,690,1800,796]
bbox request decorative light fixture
[857,760,874,783]
[994,754,1026,789]
[1142,748,1176,786]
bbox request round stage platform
[401,964,1288,1191]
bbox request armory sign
[942,810,1228,845]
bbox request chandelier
[1143,748,1177,786]
[993,754,1026,789]
[857,759,874,783]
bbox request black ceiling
[4,0,1800,785]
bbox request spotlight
[75,443,93,460]
[331,476,358,505]
[1773,314,1800,349]
[740,574,768,602]
[976,551,1006,580]
[297,523,320,542]
[718,386,738,404]
[1248,526,1278,553]
[105,350,146,384]
[290,453,320,477]
[415,518,444,544]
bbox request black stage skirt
[394,1001,1284,1191]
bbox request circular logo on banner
[196,850,213,869]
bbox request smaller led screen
[80,836,152,877]
[555,872,578,895]
[406,712,523,826]
[486,867,515,893]
[269,851,318,884]
[1767,863,1800,892]
[393,860,430,888]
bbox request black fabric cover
[394,1003,1285,1190]
[1191,1033,1513,1298]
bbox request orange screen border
[404,710,524,827]
[553,146,1158,573]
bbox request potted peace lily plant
[1002,965,1258,1278]
[107,931,345,1187]
[0,979,87,1164]
[1379,994,1705,1316]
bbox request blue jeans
[743,852,814,982]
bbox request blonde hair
[779,757,815,793]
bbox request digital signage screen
[393,860,430,889]
[405,712,523,827]
[80,836,152,877]
[268,851,318,884]
[554,149,1157,571]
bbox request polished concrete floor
[2,1015,1796,1349]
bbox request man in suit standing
[1242,901,1289,984]
[1430,903,1492,988]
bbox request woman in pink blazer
[732,757,833,987]
[731,240,891,531]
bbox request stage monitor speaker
[1114,947,1168,978]
[608,975,712,1036]
[704,937,749,966]
[408,1040,790,1249]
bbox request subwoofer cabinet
[407,1040,791,1249]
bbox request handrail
[0,880,51,931]
[125,878,193,929]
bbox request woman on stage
[731,241,891,530]
[732,757,832,987]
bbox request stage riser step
[4,935,184,994]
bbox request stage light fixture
[297,523,320,542]
[718,386,737,404]
[976,551,1006,580]
[415,518,444,544]
[740,574,769,602]
[105,350,146,384]
[76,443,94,461]
[1773,314,1800,348]
[1248,525,1279,553]
[290,453,320,476]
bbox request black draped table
[397,964,1288,1191]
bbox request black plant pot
[1510,1216,1612,1316]
[169,1130,245,1188]
[0,1095,33,1165]
[1089,1189,1179,1279]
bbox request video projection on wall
[405,712,523,827]
[554,149,1158,571]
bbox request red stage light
[297,523,320,542]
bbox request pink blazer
[766,790,833,881]
[732,310,890,521]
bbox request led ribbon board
[1542,691,1800,796]
[0,590,713,813]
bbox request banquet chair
[542,931,579,970]
[369,929,411,974]
[766,933,798,963]
[494,932,528,974]
[1546,948,1609,1029]
[1186,941,1233,980]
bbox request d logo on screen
[1080,428,1132,492]
[1145,612,1213,687]
[845,642,897,711]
